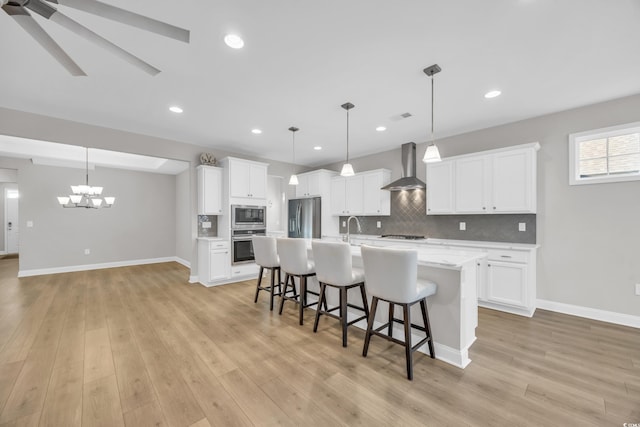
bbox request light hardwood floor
[0,258,638,426]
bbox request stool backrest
[276,238,310,275]
[252,236,279,268]
[361,245,418,303]
[312,240,353,285]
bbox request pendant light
[288,126,299,185]
[422,64,442,163]
[340,102,355,176]
[57,147,115,208]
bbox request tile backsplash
[339,189,536,244]
[197,215,218,237]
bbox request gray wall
[0,158,177,271]
[0,107,306,276]
[324,93,640,317]
[175,169,191,263]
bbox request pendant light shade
[422,64,442,163]
[340,102,356,176]
[288,126,299,186]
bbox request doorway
[5,187,19,255]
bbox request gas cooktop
[380,234,426,240]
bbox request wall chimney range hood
[381,142,427,191]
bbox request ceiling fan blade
[24,1,161,75]
[45,0,190,42]
[2,4,86,76]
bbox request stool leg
[340,286,348,347]
[313,282,326,333]
[268,267,275,311]
[403,303,413,380]
[277,268,282,295]
[359,283,370,320]
[254,267,264,303]
[363,297,379,357]
[299,276,306,325]
[278,273,289,315]
[420,298,435,358]
[388,302,394,338]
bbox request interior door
[6,188,19,254]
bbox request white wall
[322,93,640,317]
[0,157,177,273]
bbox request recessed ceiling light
[376,126,387,132]
[484,90,502,99]
[251,129,262,134]
[169,106,183,113]
[224,34,244,49]
[313,146,322,151]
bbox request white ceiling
[1,0,640,167]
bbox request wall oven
[231,205,266,229]
[231,228,266,265]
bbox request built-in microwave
[231,205,266,229]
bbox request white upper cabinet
[426,143,539,215]
[455,156,490,214]
[426,161,454,214]
[197,166,223,215]
[362,170,391,215]
[227,158,268,200]
[295,171,324,197]
[491,149,535,213]
[331,169,391,216]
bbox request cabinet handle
[428,208,431,211]
[488,264,491,267]
[500,255,512,259]
[493,206,496,210]
[482,207,486,210]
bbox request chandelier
[57,147,115,209]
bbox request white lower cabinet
[198,239,230,286]
[486,260,527,307]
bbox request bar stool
[311,240,369,347]
[252,236,282,311]
[276,238,319,325]
[360,245,437,380]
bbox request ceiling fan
[1,0,190,76]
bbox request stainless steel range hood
[381,142,426,191]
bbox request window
[569,122,640,185]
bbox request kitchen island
[308,240,485,368]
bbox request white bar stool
[252,236,282,311]
[360,245,436,380]
[276,238,319,325]
[311,240,369,347]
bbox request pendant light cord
[431,75,435,144]
[85,147,89,186]
[346,108,350,163]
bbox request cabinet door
[486,261,527,307]
[455,157,489,213]
[203,167,222,215]
[345,175,364,215]
[330,177,346,215]
[249,164,267,199]
[476,257,488,301]
[230,161,251,198]
[426,161,454,214]
[306,173,322,197]
[209,249,230,281]
[491,149,534,213]
[362,171,390,215]
[295,175,308,198]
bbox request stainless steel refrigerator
[288,197,321,238]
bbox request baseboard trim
[537,299,640,329]
[189,275,199,284]
[18,257,179,278]
[173,257,191,268]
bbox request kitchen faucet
[345,216,362,245]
